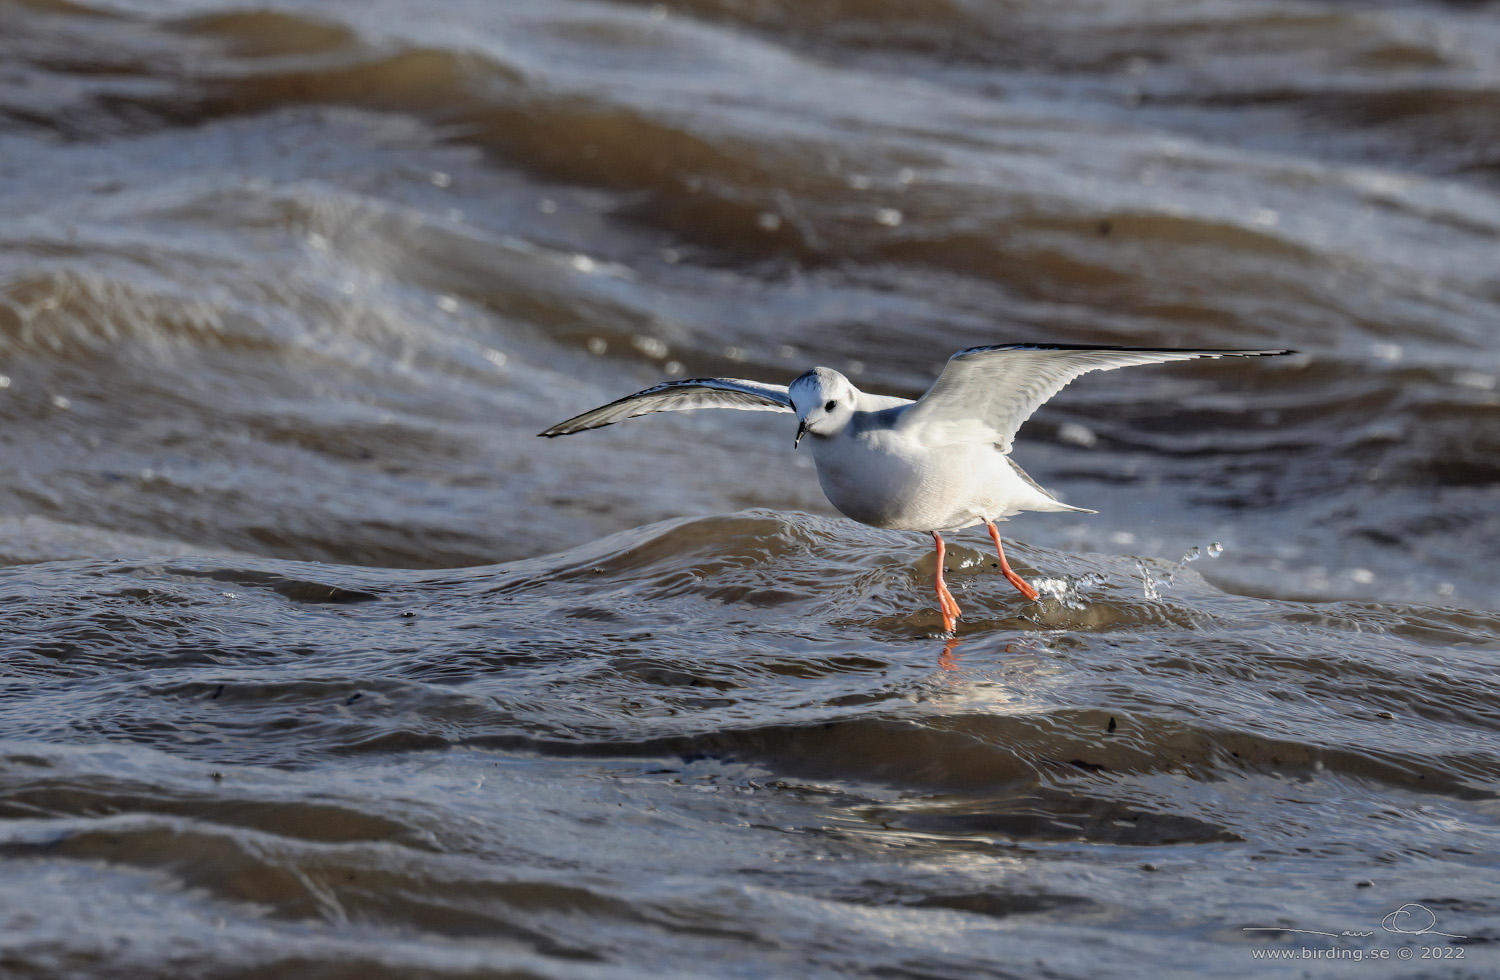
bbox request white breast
[806,413,1079,532]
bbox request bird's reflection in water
[938,634,963,671]
[936,634,1053,673]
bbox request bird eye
[824,400,836,412]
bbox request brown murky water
[2,0,1498,976]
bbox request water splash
[1139,542,1227,599]
[1036,571,1107,609]
[1137,559,1167,601]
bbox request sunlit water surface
[2,0,1498,976]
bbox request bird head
[788,367,857,448]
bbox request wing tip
[537,417,603,437]
[538,420,611,437]
[951,344,1301,369]
[957,343,1297,357]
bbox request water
[2,0,1499,976]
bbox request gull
[540,344,1291,633]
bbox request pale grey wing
[538,377,793,436]
[899,344,1292,451]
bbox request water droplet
[875,207,903,227]
[586,337,607,356]
[1182,546,1201,563]
[429,171,452,188]
[1207,542,1224,558]
[1058,423,1097,448]
[632,335,668,359]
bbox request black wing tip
[538,420,617,437]
[537,418,611,437]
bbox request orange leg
[931,531,962,633]
[985,521,1040,602]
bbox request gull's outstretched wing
[538,378,793,436]
[899,344,1292,451]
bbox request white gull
[541,343,1291,633]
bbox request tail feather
[1008,458,1097,514]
